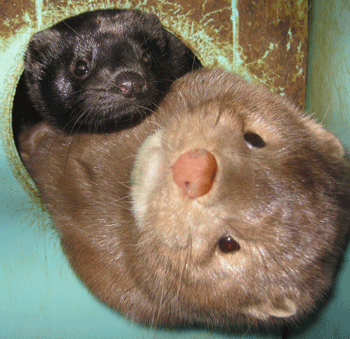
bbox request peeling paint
[237,0,308,107]
[231,0,243,72]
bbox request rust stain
[237,0,308,108]
[0,0,35,41]
[1,0,308,87]
[148,0,233,68]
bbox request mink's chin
[58,110,151,133]
[42,88,159,133]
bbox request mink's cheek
[131,130,165,224]
[53,68,73,99]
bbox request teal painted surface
[306,0,350,149]
[0,1,349,339]
[304,0,350,338]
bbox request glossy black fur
[13,9,201,139]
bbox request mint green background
[1,0,349,338]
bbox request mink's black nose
[114,72,147,98]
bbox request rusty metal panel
[237,0,307,108]
[0,0,307,105]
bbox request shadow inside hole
[12,72,43,152]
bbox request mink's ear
[18,122,53,163]
[305,117,345,160]
[320,129,345,159]
[163,29,202,77]
[245,297,297,320]
[24,29,61,76]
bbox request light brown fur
[20,69,350,329]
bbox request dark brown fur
[20,69,350,329]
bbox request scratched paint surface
[306,0,350,149]
[0,0,307,99]
[237,0,307,108]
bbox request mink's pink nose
[172,149,217,198]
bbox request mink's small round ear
[25,29,61,74]
[305,117,345,160]
[321,130,345,159]
[245,297,297,320]
[18,122,54,163]
[163,28,202,77]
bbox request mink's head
[130,69,350,327]
[19,69,350,330]
[23,9,201,133]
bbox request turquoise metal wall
[0,0,348,338]
[302,1,350,337]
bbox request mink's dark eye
[73,60,91,77]
[244,132,266,149]
[219,235,240,253]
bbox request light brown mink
[19,68,350,330]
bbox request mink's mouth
[59,107,151,134]
[51,86,158,133]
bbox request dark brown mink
[19,68,350,330]
[12,8,201,142]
